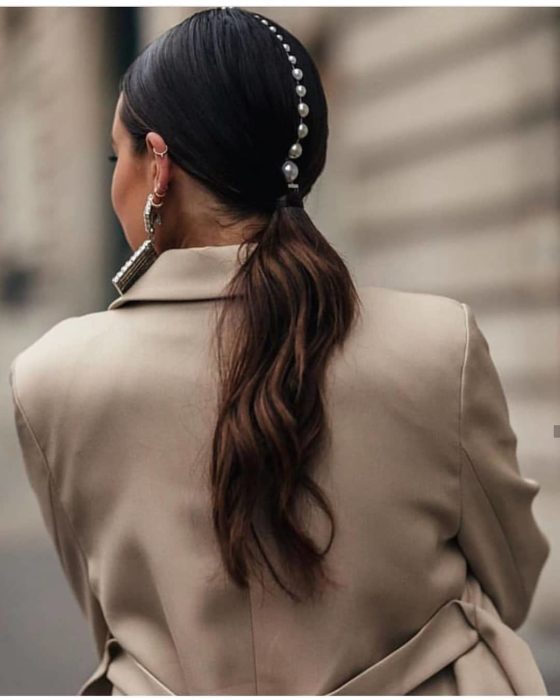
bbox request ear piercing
[152,145,168,203]
[152,186,167,206]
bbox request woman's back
[9,242,550,695]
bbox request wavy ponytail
[210,206,361,601]
[116,7,361,600]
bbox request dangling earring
[111,146,169,295]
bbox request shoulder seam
[11,357,65,558]
[456,305,529,608]
[457,302,470,536]
[459,302,470,449]
[10,359,99,600]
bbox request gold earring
[144,190,165,233]
[111,188,162,295]
[152,186,167,206]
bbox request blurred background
[0,5,558,694]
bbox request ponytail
[209,207,362,601]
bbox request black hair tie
[276,191,304,209]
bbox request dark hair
[118,7,362,602]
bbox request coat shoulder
[354,283,468,364]
[8,310,116,426]
[356,282,465,319]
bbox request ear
[145,132,170,193]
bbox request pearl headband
[220,8,308,209]
[250,12,308,209]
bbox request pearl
[282,160,299,183]
[297,123,309,138]
[250,14,311,168]
[289,142,303,158]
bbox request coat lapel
[107,242,257,310]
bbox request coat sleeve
[9,357,110,660]
[457,302,551,630]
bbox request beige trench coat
[9,242,551,695]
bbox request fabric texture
[9,242,551,695]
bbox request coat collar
[107,242,257,310]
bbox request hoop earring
[111,188,162,295]
[152,186,167,207]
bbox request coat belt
[77,576,547,696]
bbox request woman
[9,7,550,695]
